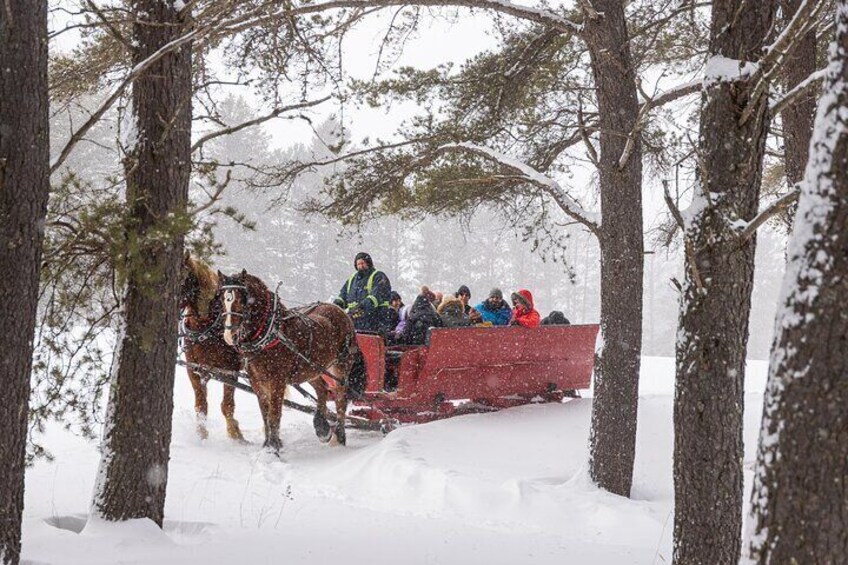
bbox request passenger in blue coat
[334,252,393,333]
[474,288,512,326]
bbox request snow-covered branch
[771,68,827,116]
[739,0,827,125]
[736,188,800,240]
[283,0,583,33]
[437,142,601,234]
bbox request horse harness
[179,309,223,346]
[220,283,350,386]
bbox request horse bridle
[220,283,250,336]
[221,282,284,352]
[179,273,225,344]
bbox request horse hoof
[226,420,245,442]
[317,429,333,443]
[262,439,283,455]
[261,446,282,458]
[329,425,346,447]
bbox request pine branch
[51,24,213,174]
[437,142,601,234]
[282,0,583,33]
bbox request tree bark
[746,3,848,561]
[778,0,817,229]
[672,1,776,563]
[0,2,50,563]
[92,0,192,526]
[584,0,644,498]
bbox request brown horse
[179,254,244,441]
[218,269,363,452]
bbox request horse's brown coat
[179,255,244,441]
[220,271,355,451]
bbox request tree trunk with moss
[92,0,192,526]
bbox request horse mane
[186,255,219,317]
[242,272,288,314]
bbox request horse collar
[234,289,284,353]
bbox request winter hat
[420,285,436,304]
[542,311,570,326]
[354,252,374,269]
[433,291,444,305]
[390,291,402,303]
[488,288,503,300]
[456,285,471,298]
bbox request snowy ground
[23,357,768,565]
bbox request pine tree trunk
[746,4,848,561]
[0,2,50,563]
[673,1,776,563]
[584,0,644,498]
[92,1,192,526]
[779,0,817,229]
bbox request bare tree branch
[771,67,826,115]
[618,80,701,169]
[663,179,686,231]
[739,0,827,125]
[191,96,331,153]
[737,187,800,240]
[190,169,232,215]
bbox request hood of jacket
[512,289,535,311]
[437,295,464,316]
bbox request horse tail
[346,342,367,400]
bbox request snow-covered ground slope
[23,357,768,564]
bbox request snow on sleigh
[345,324,599,432]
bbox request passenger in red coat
[510,289,541,328]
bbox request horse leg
[328,366,349,446]
[330,342,362,446]
[253,381,277,451]
[262,383,284,453]
[312,379,333,443]
[332,385,348,446]
[188,368,209,440]
[221,384,245,442]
